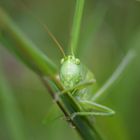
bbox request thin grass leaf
[69,0,85,55]
[92,49,136,101]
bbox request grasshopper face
[60,55,82,88]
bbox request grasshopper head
[60,55,82,88]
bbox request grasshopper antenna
[40,22,66,58]
[20,0,66,58]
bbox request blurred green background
[0,0,140,140]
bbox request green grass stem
[69,0,85,55]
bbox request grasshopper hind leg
[70,99,115,120]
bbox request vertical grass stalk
[69,0,85,55]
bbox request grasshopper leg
[58,79,96,96]
[70,99,115,120]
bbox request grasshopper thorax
[60,55,82,88]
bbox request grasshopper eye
[60,58,65,64]
[75,59,80,65]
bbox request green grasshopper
[43,24,115,120]
[59,54,115,119]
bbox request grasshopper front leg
[58,79,96,96]
[70,99,115,120]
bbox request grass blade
[69,0,85,55]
